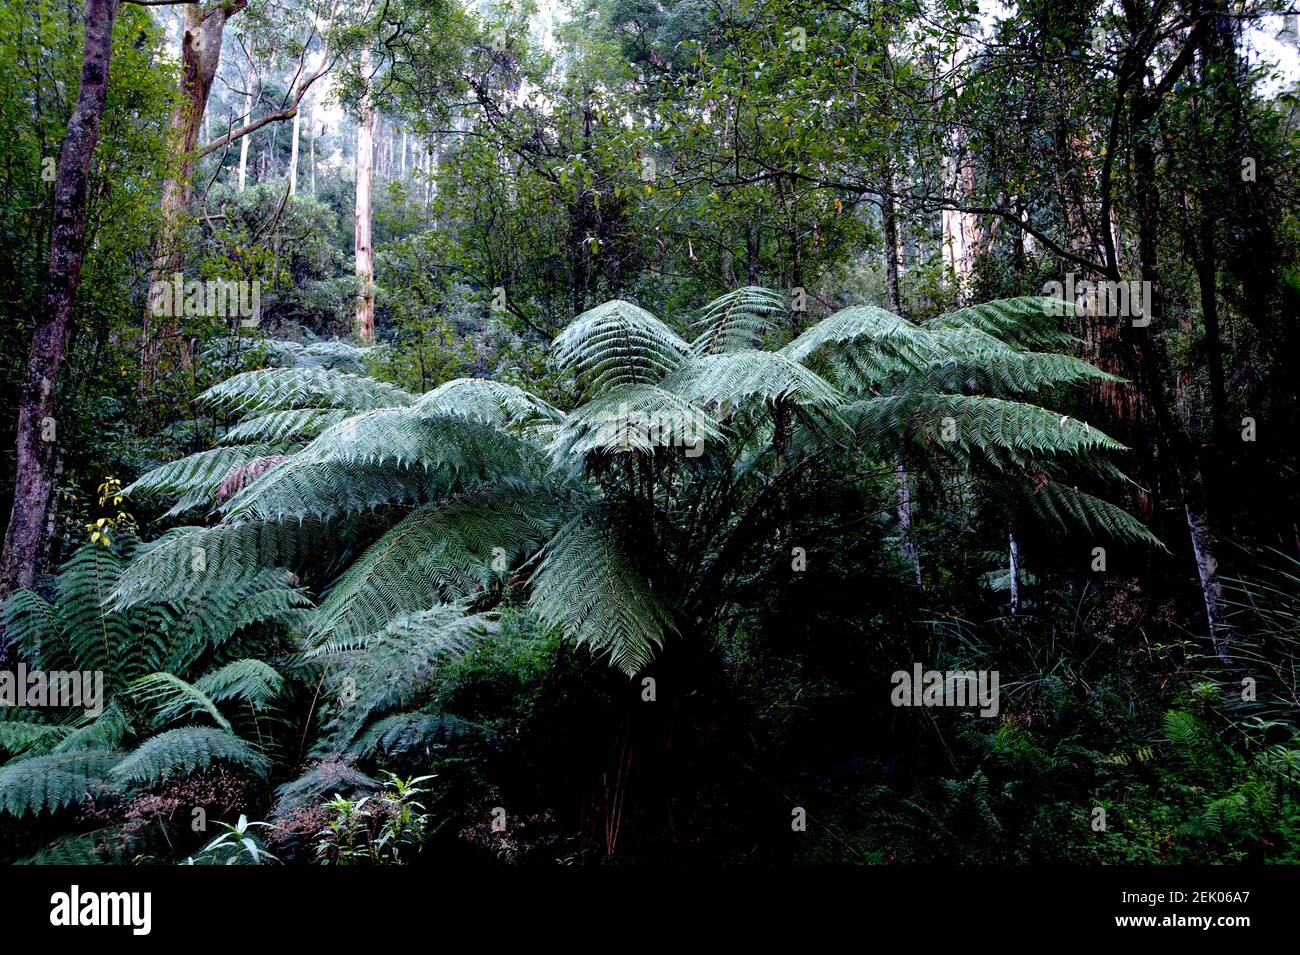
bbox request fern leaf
[111,727,268,783]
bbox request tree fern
[192,659,286,711]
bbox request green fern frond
[664,351,843,416]
[111,727,268,783]
[51,544,140,680]
[1164,710,1206,751]
[0,750,120,815]
[848,394,1123,459]
[273,759,380,811]
[108,519,326,610]
[547,384,722,465]
[691,286,786,354]
[18,827,131,864]
[349,711,483,756]
[781,305,938,370]
[2,588,62,661]
[551,299,691,396]
[220,408,350,445]
[220,411,532,522]
[193,659,285,710]
[929,296,1080,349]
[529,506,677,676]
[123,445,288,512]
[53,702,133,754]
[130,673,233,732]
[414,377,563,430]
[1029,483,1166,549]
[198,366,413,416]
[321,605,497,745]
[309,482,568,653]
[0,721,68,757]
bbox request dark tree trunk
[883,171,921,583]
[0,0,122,606]
[1131,84,1228,661]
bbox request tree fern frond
[847,394,1124,459]
[123,445,288,512]
[349,711,483,756]
[0,751,120,816]
[664,351,843,418]
[309,482,567,653]
[0,721,68,757]
[414,377,563,430]
[547,384,722,466]
[2,589,62,661]
[273,759,380,811]
[52,702,133,754]
[17,827,131,864]
[193,659,285,711]
[917,333,1123,396]
[198,367,413,416]
[1029,483,1166,549]
[130,673,232,732]
[320,606,497,745]
[529,506,676,676]
[929,296,1080,350]
[219,411,532,522]
[691,286,786,354]
[52,544,140,680]
[551,299,691,396]
[108,519,326,610]
[781,305,938,370]
[220,408,350,445]
[111,727,268,783]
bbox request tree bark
[354,61,375,342]
[1131,85,1228,661]
[288,101,301,195]
[143,1,245,377]
[238,42,258,192]
[882,171,922,584]
[1008,528,1022,616]
[0,0,122,604]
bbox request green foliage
[0,539,305,847]
[314,773,434,864]
[184,815,279,866]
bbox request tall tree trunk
[237,44,257,192]
[309,106,317,196]
[1131,86,1228,661]
[0,0,121,604]
[882,185,901,312]
[143,1,245,377]
[288,104,301,195]
[1008,528,1022,616]
[1194,0,1237,460]
[882,171,922,585]
[354,65,375,342]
